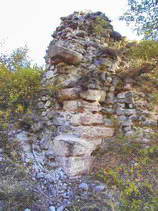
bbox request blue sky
[0,0,138,66]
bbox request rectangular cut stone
[48,44,83,65]
[85,138,102,146]
[52,135,95,157]
[58,88,80,100]
[63,100,103,112]
[75,126,114,138]
[57,156,93,176]
[71,112,104,126]
[81,100,102,112]
[80,89,106,102]
[63,100,81,111]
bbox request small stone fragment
[79,183,89,191]
[57,205,65,211]
[48,206,56,211]
[93,184,106,192]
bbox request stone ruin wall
[3,11,158,178]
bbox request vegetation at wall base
[95,132,158,210]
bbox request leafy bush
[0,64,42,110]
[130,40,158,61]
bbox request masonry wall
[2,11,157,178]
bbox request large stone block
[81,100,102,112]
[52,134,95,157]
[63,99,103,112]
[58,88,80,100]
[71,112,104,125]
[80,89,106,102]
[48,43,83,65]
[63,100,81,111]
[75,126,114,138]
[57,156,93,176]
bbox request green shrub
[130,40,158,61]
[0,64,42,110]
